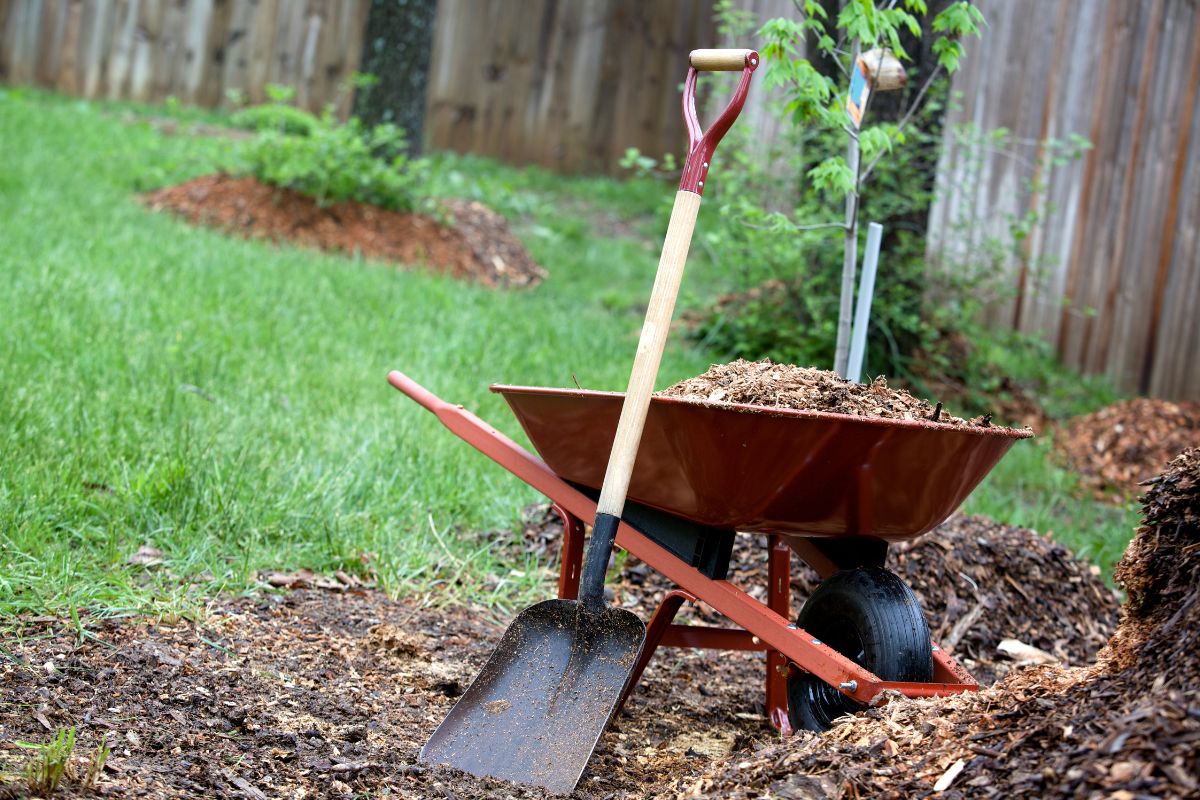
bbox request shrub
[240,110,425,211]
[230,104,320,136]
[683,96,951,379]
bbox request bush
[230,104,320,136]
[240,109,425,211]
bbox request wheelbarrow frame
[389,371,977,729]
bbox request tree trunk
[354,0,438,151]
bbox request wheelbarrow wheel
[786,566,932,733]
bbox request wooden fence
[0,0,371,115]
[928,0,1200,399]
[422,0,714,174]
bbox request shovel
[420,48,758,795]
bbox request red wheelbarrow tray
[492,384,1032,542]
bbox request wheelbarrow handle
[679,49,758,196]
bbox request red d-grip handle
[679,48,758,195]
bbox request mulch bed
[143,175,546,289]
[659,359,1010,429]
[0,511,1121,798]
[1058,397,1200,499]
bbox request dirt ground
[143,176,546,289]
[0,512,1123,799]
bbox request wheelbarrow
[389,371,1031,747]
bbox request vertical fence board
[194,0,228,107]
[6,0,38,83]
[80,0,112,98]
[105,0,135,98]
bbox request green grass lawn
[0,89,1138,619]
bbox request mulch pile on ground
[659,359,1006,428]
[143,175,546,288]
[1058,397,1199,499]
[0,511,1119,798]
[655,448,1200,799]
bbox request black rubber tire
[786,566,932,732]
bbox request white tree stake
[847,221,883,384]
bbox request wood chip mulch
[659,359,1011,429]
[652,448,1200,799]
[1058,397,1200,499]
[0,510,1122,799]
[143,175,546,288]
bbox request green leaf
[859,125,896,162]
[933,1,985,37]
[803,0,828,20]
[807,156,856,196]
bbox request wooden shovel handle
[595,190,702,518]
[581,52,755,610]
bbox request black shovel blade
[420,598,646,795]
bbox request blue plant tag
[846,58,870,128]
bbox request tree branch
[797,221,850,231]
[738,219,848,232]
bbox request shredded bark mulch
[142,175,546,288]
[659,359,1011,429]
[652,449,1200,799]
[0,513,1120,798]
[1058,397,1200,499]
[0,590,765,799]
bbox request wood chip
[933,759,966,792]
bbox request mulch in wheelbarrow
[1057,397,1200,500]
[0,511,1120,799]
[660,359,1011,428]
[143,175,547,288]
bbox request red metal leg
[615,589,697,715]
[553,504,586,600]
[765,535,794,734]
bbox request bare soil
[659,359,1010,429]
[143,175,546,289]
[0,513,1120,798]
[1058,397,1200,500]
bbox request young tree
[759,0,985,375]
